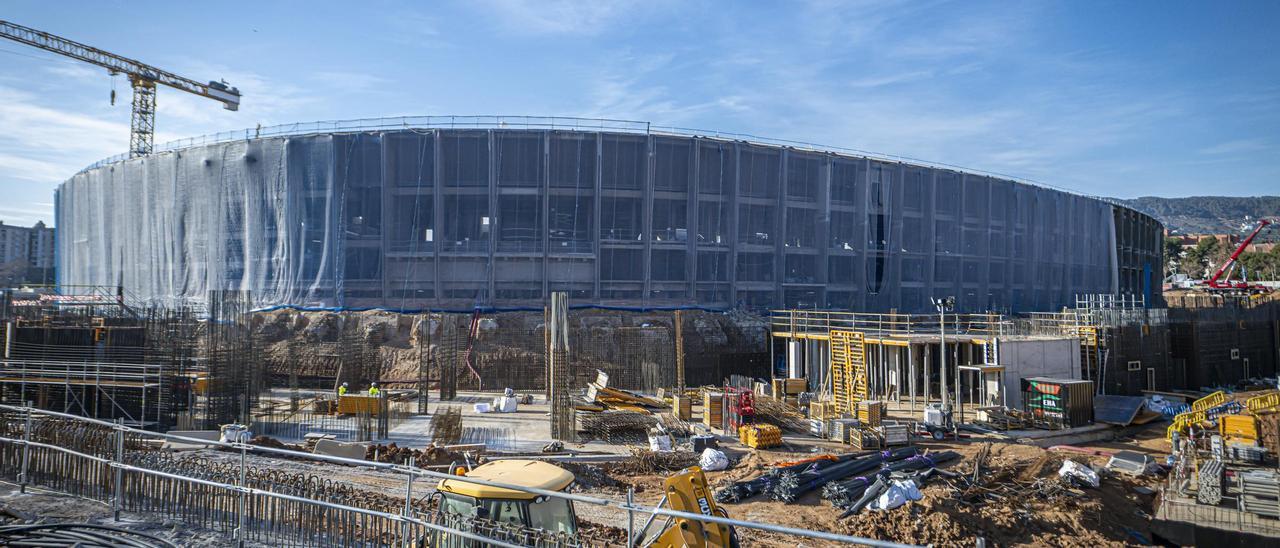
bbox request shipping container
[1021,377,1094,429]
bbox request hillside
[1118,196,1280,240]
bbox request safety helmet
[342,382,349,387]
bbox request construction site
[3,15,1280,548]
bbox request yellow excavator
[428,459,737,547]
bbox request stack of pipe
[823,451,962,515]
[714,453,862,503]
[771,447,920,502]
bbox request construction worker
[368,382,380,397]
[338,382,348,397]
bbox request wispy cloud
[310,71,393,95]
[476,0,653,36]
[0,204,55,225]
[1199,139,1271,156]
[376,9,445,47]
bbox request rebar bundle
[772,447,920,502]
[823,450,962,515]
[576,411,657,443]
[714,453,863,503]
[430,406,463,446]
[751,397,809,433]
[0,523,177,548]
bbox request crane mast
[0,19,241,157]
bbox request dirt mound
[831,444,1156,547]
[365,443,478,467]
[560,462,632,493]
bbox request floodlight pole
[934,297,954,412]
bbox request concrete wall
[999,337,1082,409]
[1100,323,1173,396]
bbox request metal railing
[770,309,1012,339]
[0,403,920,547]
[69,115,1112,202]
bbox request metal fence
[0,404,919,548]
[73,115,1099,200]
[1157,494,1280,539]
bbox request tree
[1185,238,1221,279]
[1163,237,1184,277]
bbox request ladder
[1077,325,1099,381]
[829,330,866,414]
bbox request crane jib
[0,18,241,155]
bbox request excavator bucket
[650,466,736,548]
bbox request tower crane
[0,19,241,157]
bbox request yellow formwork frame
[829,330,866,416]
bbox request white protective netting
[57,127,1128,313]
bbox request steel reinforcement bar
[0,404,920,547]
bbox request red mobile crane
[1202,219,1275,293]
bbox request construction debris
[577,411,658,443]
[365,442,480,466]
[583,370,666,413]
[609,448,701,475]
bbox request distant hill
[1117,196,1280,240]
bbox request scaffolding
[772,309,1015,421]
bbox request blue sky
[1,0,1277,227]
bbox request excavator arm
[645,466,738,548]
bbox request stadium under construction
[0,117,1275,548]
[54,117,1163,313]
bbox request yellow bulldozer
[428,459,737,547]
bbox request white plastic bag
[699,448,730,471]
[648,433,673,452]
[473,403,492,413]
[870,480,922,511]
[492,396,518,413]
[1057,459,1100,488]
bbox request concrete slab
[313,439,369,460]
[1006,423,1116,447]
[162,430,220,451]
[387,391,634,455]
